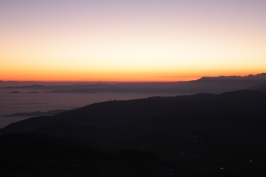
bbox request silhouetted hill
[1,90,266,175]
[0,133,169,177]
[1,89,266,133]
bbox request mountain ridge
[198,73,266,80]
[1,89,266,175]
[1,73,266,83]
[1,73,266,94]
[1,89,266,134]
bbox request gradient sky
[0,0,265,82]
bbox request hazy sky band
[1,0,265,81]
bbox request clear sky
[0,0,265,82]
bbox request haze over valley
[1,73,266,128]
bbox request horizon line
[1,72,265,83]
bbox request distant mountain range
[1,73,266,94]
[1,109,67,117]
[198,73,266,80]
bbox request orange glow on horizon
[0,69,264,83]
[1,1,265,82]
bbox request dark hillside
[1,90,266,176]
[0,133,169,177]
[1,90,266,134]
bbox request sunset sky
[0,0,265,82]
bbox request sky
[0,0,265,82]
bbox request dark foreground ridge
[0,133,166,177]
[1,89,266,176]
